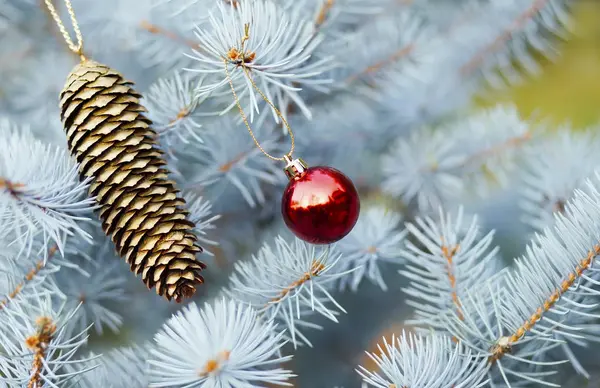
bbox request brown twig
[489,244,600,363]
[460,0,550,76]
[462,132,532,167]
[315,0,335,28]
[0,245,58,310]
[441,243,463,321]
[139,20,199,49]
[25,316,57,388]
[417,132,531,178]
[219,151,250,172]
[0,177,25,196]
[167,107,192,126]
[268,260,326,304]
[345,44,415,84]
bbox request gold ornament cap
[283,155,308,180]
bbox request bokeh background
[1,1,600,387]
[479,1,600,128]
[304,2,600,387]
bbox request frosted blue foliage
[148,298,294,387]
[75,0,155,54]
[1,1,53,45]
[176,115,285,208]
[331,11,437,86]
[374,37,476,129]
[445,172,600,385]
[382,105,531,212]
[405,0,491,27]
[7,50,77,144]
[440,276,551,386]
[225,236,354,347]
[0,125,95,259]
[292,90,393,186]
[279,0,394,35]
[545,292,600,379]
[0,237,63,310]
[447,104,531,196]
[0,293,93,387]
[207,190,287,264]
[377,0,571,128]
[0,0,590,386]
[400,206,501,332]
[132,0,216,72]
[337,207,406,291]
[357,331,489,388]
[145,71,213,171]
[0,15,36,94]
[54,238,129,336]
[381,126,464,211]
[0,1,21,23]
[186,0,335,122]
[71,345,150,388]
[478,0,572,89]
[430,0,572,90]
[519,129,600,232]
[1,224,101,311]
[183,192,221,254]
[150,0,215,28]
[209,214,269,266]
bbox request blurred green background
[478,0,600,129]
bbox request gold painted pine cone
[59,59,206,302]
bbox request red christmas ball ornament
[281,157,360,244]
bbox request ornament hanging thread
[224,24,360,244]
[45,0,206,302]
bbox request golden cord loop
[222,23,295,162]
[43,0,85,59]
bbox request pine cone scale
[59,59,205,301]
[109,199,188,253]
[92,174,167,204]
[100,187,179,234]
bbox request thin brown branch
[167,107,192,126]
[489,244,600,363]
[25,316,57,388]
[0,245,58,310]
[463,132,532,167]
[139,20,199,49]
[418,132,531,180]
[219,151,250,172]
[315,0,335,28]
[268,260,326,304]
[0,178,25,197]
[345,44,415,84]
[441,243,463,321]
[460,0,550,76]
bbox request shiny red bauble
[281,166,360,245]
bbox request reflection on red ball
[281,166,360,244]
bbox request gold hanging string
[43,0,86,60]
[223,23,295,162]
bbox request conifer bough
[59,59,206,302]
